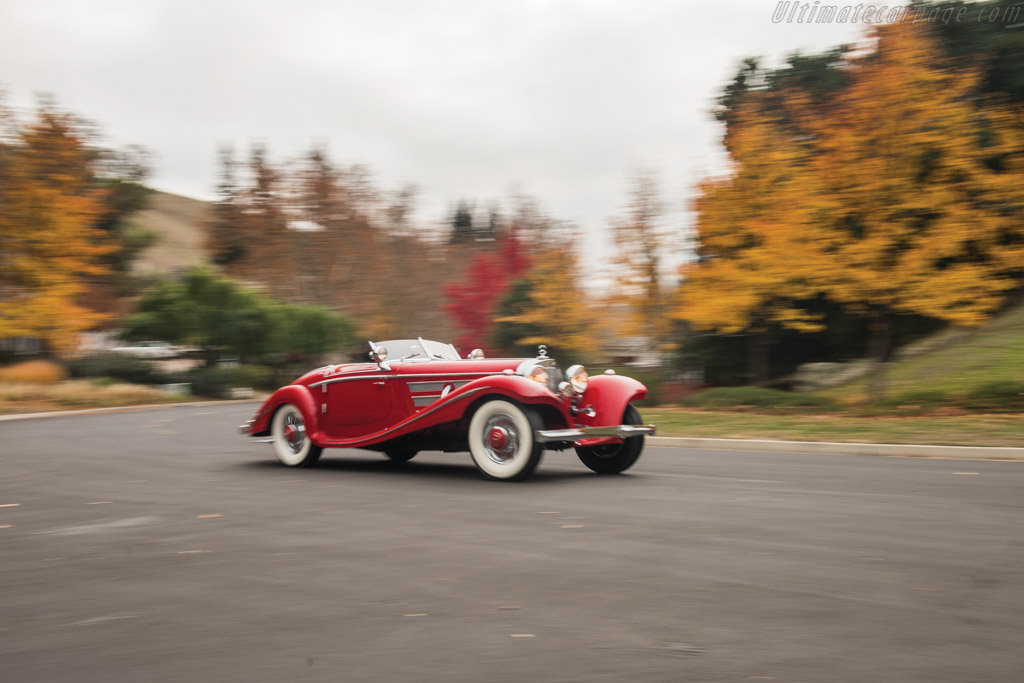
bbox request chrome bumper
[238,421,253,435]
[535,424,656,443]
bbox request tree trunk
[748,331,770,386]
[866,310,893,403]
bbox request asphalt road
[2,404,1023,682]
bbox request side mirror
[467,348,485,360]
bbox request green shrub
[962,381,1024,413]
[64,353,169,385]
[682,386,839,412]
[173,365,272,398]
[232,365,273,391]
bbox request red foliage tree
[443,229,530,354]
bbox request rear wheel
[467,400,544,481]
[272,404,323,468]
[576,404,645,474]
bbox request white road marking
[35,517,158,536]
[66,614,139,627]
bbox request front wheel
[576,404,645,474]
[272,404,323,468]
[467,400,544,481]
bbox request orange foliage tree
[805,22,1024,397]
[498,230,602,360]
[676,96,832,383]
[0,102,114,354]
[679,22,1024,395]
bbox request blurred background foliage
[1,1,1023,408]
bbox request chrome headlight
[528,366,549,385]
[566,365,588,394]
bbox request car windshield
[370,338,461,361]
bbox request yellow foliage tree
[0,104,113,354]
[804,22,1024,397]
[499,232,601,360]
[679,22,1024,394]
[676,94,833,383]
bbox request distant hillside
[126,191,212,274]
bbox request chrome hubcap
[283,413,306,454]
[483,415,519,464]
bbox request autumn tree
[209,145,246,268]
[805,22,1024,398]
[608,169,671,347]
[676,96,831,384]
[0,102,114,354]
[442,228,530,353]
[498,229,601,360]
[683,22,1024,395]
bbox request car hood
[292,358,538,387]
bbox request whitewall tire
[272,404,323,468]
[467,399,544,481]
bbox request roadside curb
[0,399,263,422]
[647,436,1024,461]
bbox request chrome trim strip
[535,424,657,443]
[310,372,499,389]
[309,374,384,388]
[412,395,441,407]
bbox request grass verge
[642,406,1024,448]
[0,379,188,415]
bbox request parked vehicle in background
[240,339,656,481]
[109,341,182,359]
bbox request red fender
[250,385,320,438]
[573,374,648,446]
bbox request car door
[321,370,394,437]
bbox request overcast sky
[0,0,867,272]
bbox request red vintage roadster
[239,339,655,481]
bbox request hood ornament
[537,344,548,359]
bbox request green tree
[125,269,354,365]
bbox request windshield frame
[369,338,461,361]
